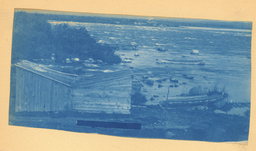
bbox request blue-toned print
[9,9,251,142]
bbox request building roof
[15,60,132,87]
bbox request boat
[183,74,194,79]
[122,59,132,63]
[190,49,199,54]
[160,94,226,108]
[156,59,205,65]
[157,47,168,52]
[134,52,139,56]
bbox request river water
[54,21,251,103]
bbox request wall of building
[15,62,132,114]
[15,67,72,112]
[72,69,132,114]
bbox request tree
[12,11,121,64]
[52,23,121,64]
[12,12,54,62]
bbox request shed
[14,60,132,114]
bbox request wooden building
[14,60,132,114]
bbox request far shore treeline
[11,11,122,64]
[11,10,252,64]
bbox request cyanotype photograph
[9,9,252,142]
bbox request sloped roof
[15,60,132,87]
[15,60,77,86]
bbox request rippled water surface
[65,22,251,103]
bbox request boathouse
[14,60,132,114]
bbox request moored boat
[156,59,205,65]
[160,94,226,108]
[190,49,199,54]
